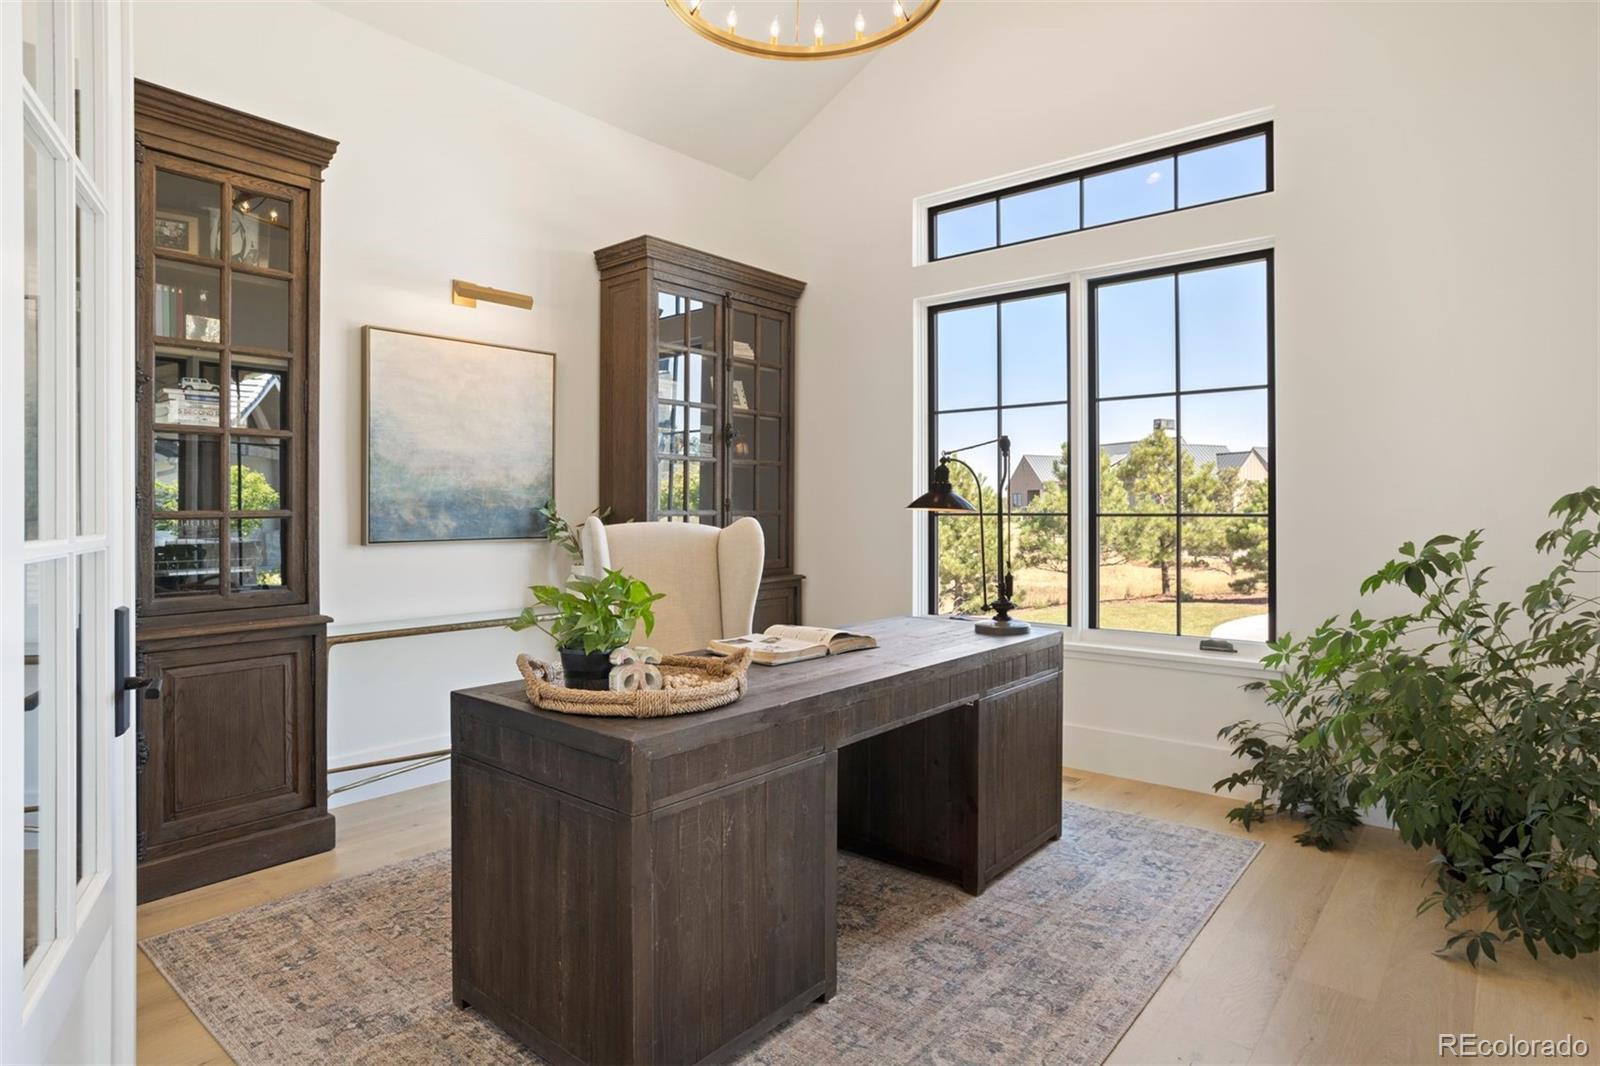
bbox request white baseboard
[1062,721,1243,796]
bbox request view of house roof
[1015,454,1062,482]
[1216,446,1270,471]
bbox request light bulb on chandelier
[666,0,941,61]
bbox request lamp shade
[906,462,977,513]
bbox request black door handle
[113,606,157,737]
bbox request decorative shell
[608,645,665,692]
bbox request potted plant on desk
[509,569,665,689]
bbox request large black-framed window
[927,285,1070,624]
[929,123,1273,261]
[1089,250,1274,641]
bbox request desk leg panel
[453,757,632,1065]
[650,753,830,1064]
[977,671,1064,890]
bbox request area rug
[141,800,1260,1066]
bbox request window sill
[1057,635,1272,679]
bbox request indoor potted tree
[509,569,665,689]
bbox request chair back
[578,516,764,654]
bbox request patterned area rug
[142,801,1259,1066]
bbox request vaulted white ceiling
[320,1,883,178]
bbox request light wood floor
[138,771,1599,1065]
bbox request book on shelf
[709,625,878,666]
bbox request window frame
[1086,248,1275,643]
[925,283,1072,626]
[928,122,1274,262]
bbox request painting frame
[153,209,201,255]
[361,326,557,545]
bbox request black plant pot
[560,647,613,691]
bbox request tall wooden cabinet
[594,237,805,627]
[133,83,337,901]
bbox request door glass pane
[934,514,985,613]
[730,413,755,460]
[756,417,781,462]
[731,466,754,512]
[154,171,222,259]
[1178,260,1268,390]
[72,1,97,172]
[153,519,222,595]
[731,309,755,361]
[233,517,285,590]
[1000,291,1067,405]
[686,298,714,351]
[934,302,996,410]
[24,131,57,541]
[1009,514,1069,624]
[657,459,684,512]
[154,349,222,427]
[76,202,103,534]
[231,191,291,271]
[1000,180,1078,245]
[232,273,289,351]
[730,363,754,412]
[22,0,57,117]
[684,352,715,405]
[756,466,781,512]
[933,200,996,258]
[758,515,782,562]
[657,292,687,347]
[153,260,220,342]
[231,438,284,511]
[230,358,286,429]
[153,433,221,512]
[1178,134,1268,209]
[75,552,103,885]
[756,367,781,413]
[1083,156,1174,227]
[687,460,716,512]
[758,318,781,366]
[1095,275,1174,397]
[1179,390,1270,514]
[1097,397,1176,512]
[23,559,61,967]
[1098,515,1177,635]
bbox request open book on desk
[709,624,878,666]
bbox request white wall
[753,1,1600,791]
[132,0,768,805]
[132,1,1600,805]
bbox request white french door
[2,2,134,1063]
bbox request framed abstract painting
[362,326,556,544]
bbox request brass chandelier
[664,0,941,61]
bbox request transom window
[930,124,1272,261]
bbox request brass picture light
[451,280,533,310]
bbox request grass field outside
[1011,598,1266,635]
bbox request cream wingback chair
[578,516,764,654]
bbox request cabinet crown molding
[594,235,806,301]
[134,80,339,175]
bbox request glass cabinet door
[145,157,302,606]
[727,301,789,568]
[653,287,720,524]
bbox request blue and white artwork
[364,327,555,543]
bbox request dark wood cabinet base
[451,618,1063,1065]
[137,810,334,903]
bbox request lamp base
[974,617,1031,636]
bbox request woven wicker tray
[514,648,752,718]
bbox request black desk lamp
[908,434,1029,636]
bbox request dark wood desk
[450,616,1063,1065]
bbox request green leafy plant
[508,569,665,654]
[1216,487,1600,962]
[536,500,611,563]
